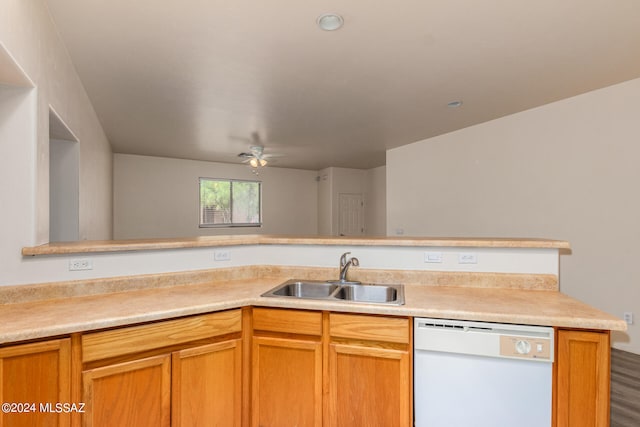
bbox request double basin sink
[261,279,405,305]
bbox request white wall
[0,84,37,286]
[50,139,79,242]
[317,168,332,235]
[0,0,113,245]
[365,166,387,236]
[113,154,319,238]
[387,77,640,354]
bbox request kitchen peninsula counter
[22,234,571,256]
[5,235,623,427]
[0,270,625,344]
[7,235,624,346]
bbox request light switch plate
[624,312,634,325]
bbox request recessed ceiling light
[317,13,344,31]
[447,100,463,108]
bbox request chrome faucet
[338,252,360,283]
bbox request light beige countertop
[22,235,571,256]
[0,273,625,344]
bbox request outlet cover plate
[69,259,93,271]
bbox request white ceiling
[46,0,640,170]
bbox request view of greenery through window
[199,178,261,226]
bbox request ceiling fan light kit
[249,157,267,168]
[238,143,272,174]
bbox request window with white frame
[199,178,262,227]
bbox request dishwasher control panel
[500,335,551,360]
[414,318,554,363]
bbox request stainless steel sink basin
[334,284,400,304]
[266,280,339,299]
[262,279,405,305]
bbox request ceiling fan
[237,145,270,168]
[236,132,281,172]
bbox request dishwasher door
[414,318,553,427]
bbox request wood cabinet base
[555,329,610,427]
[82,354,171,427]
[0,338,72,427]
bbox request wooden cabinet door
[556,329,610,427]
[172,339,242,427]
[328,313,411,427]
[0,338,71,427]
[251,336,322,427]
[328,343,410,427]
[82,354,170,427]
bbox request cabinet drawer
[253,308,322,336]
[82,309,241,362]
[330,313,409,344]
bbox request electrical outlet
[458,253,478,264]
[69,259,93,271]
[424,252,443,263]
[624,312,634,325]
[214,250,231,261]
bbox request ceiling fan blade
[250,131,262,145]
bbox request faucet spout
[338,252,359,283]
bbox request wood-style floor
[611,348,640,426]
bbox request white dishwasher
[414,318,554,427]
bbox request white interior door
[338,193,364,236]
